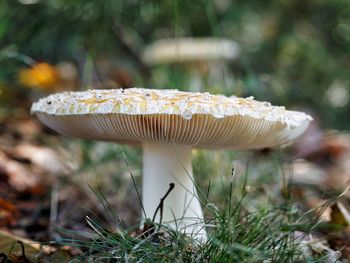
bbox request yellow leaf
[18,63,60,91]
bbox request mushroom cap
[143,38,240,65]
[31,88,312,149]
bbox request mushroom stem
[142,142,206,239]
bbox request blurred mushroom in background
[143,38,240,93]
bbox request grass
[62,196,329,262]
[55,148,335,262]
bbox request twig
[152,183,175,224]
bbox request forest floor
[1,113,350,262]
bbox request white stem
[142,142,206,240]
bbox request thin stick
[152,183,175,224]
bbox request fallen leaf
[328,232,350,260]
[289,159,327,185]
[292,231,341,261]
[0,153,44,194]
[0,198,19,227]
[325,151,350,196]
[6,161,44,195]
[14,144,69,175]
[0,231,72,262]
[7,241,32,263]
[18,63,60,91]
[330,202,350,227]
[293,119,325,159]
[7,119,42,141]
[43,247,77,263]
[0,230,50,257]
[303,197,332,222]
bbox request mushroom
[143,38,239,65]
[142,38,240,92]
[31,88,312,239]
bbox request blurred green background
[1,3,350,258]
[1,0,350,129]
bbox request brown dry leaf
[293,120,325,159]
[304,197,332,222]
[323,133,350,184]
[44,247,78,263]
[330,202,350,227]
[0,152,44,194]
[7,241,32,263]
[325,151,350,195]
[60,246,82,256]
[0,231,72,263]
[325,133,350,153]
[14,144,69,175]
[0,230,51,257]
[0,150,8,175]
[292,231,341,261]
[289,159,327,186]
[0,198,19,227]
[6,161,44,194]
[293,132,350,198]
[7,119,42,141]
[328,231,350,260]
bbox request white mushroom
[143,38,240,92]
[31,88,312,240]
[143,38,239,65]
